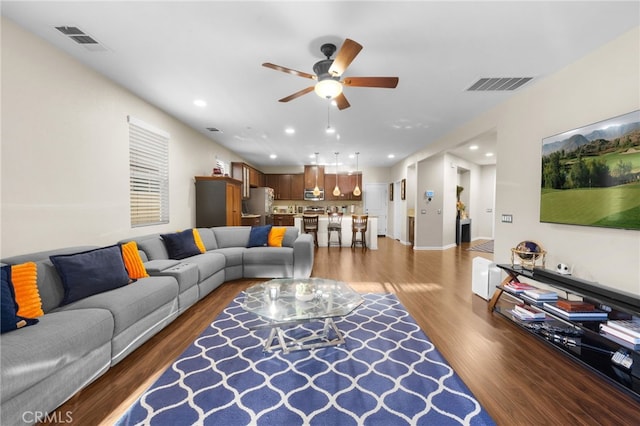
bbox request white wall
[401,26,640,292]
[1,18,243,257]
[492,27,640,293]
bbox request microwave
[304,188,324,201]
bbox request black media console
[489,264,640,401]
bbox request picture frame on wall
[389,183,394,201]
[540,109,640,230]
[401,179,406,200]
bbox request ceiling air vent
[467,77,533,91]
[54,25,106,51]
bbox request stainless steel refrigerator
[247,187,274,225]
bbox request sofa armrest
[292,233,314,278]
[144,259,181,274]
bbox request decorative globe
[514,241,543,260]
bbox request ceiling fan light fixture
[314,79,343,99]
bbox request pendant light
[333,152,341,197]
[312,152,321,197]
[353,152,361,197]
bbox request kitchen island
[294,215,378,249]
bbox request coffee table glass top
[242,278,363,322]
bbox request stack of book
[542,300,609,321]
[503,280,537,294]
[600,320,640,350]
[510,303,546,321]
[521,288,558,305]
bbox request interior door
[364,183,387,236]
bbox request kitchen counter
[294,216,378,249]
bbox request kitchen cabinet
[241,215,261,226]
[304,165,325,190]
[265,174,303,200]
[231,162,264,199]
[290,174,304,200]
[272,214,295,226]
[195,176,242,227]
[323,173,362,201]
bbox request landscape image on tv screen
[540,110,640,230]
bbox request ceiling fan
[262,38,399,110]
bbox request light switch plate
[501,214,513,223]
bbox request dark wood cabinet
[323,173,362,201]
[265,174,303,200]
[232,162,264,199]
[241,215,261,226]
[304,165,324,190]
[195,176,242,227]
[290,174,304,200]
[272,214,295,226]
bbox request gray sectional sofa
[0,226,314,425]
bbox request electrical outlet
[501,214,513,223]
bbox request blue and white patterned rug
[117,293,495,425]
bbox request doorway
[363,183,387,236]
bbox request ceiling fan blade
[278,86,315,103]
[343,76,399,88]
[262,62,316,80]
[328,38,363,77]
[334,93,350,110]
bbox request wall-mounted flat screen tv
[540,110,640,230]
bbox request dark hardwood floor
[45,238,640,425]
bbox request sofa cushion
[212,247,245,267]
[0,308,113,402]
[196,228,218,251]
[161,230,201,260]
[1,266,38,333]
[54,275,178,336]
[50,245,131,306]
[247,225,272,248]
[136,237,169,261]
[10,262,44,318]
[180,252,226,282]
[144,259,181,274]
[268,227,287,247]
[244,247,294,265]
[282,227,300,248]
[120,241,149,279]
[212,226,251,248]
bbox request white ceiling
[3,1,638,170]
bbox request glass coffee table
[241,278,363,354]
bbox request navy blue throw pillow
[161,230,201,260]
[50,245,131,306]
[247,225,273,248]
[1,265,38,333]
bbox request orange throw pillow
[12,262,44,318]
[192,229,206,253]
[268,227,287,247]
[121,241,149,279]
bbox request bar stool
[351,215,368,250]
[327,212,343,247]
[302,215,319,247]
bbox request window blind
[128,116,169,227]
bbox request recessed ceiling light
[270,154,277,159]
[485,152,494,157]
[326,127,336,134]
[193,99,207,107]
[469,145,479,150]
[388,154,395,159]
[285,128,295,135]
